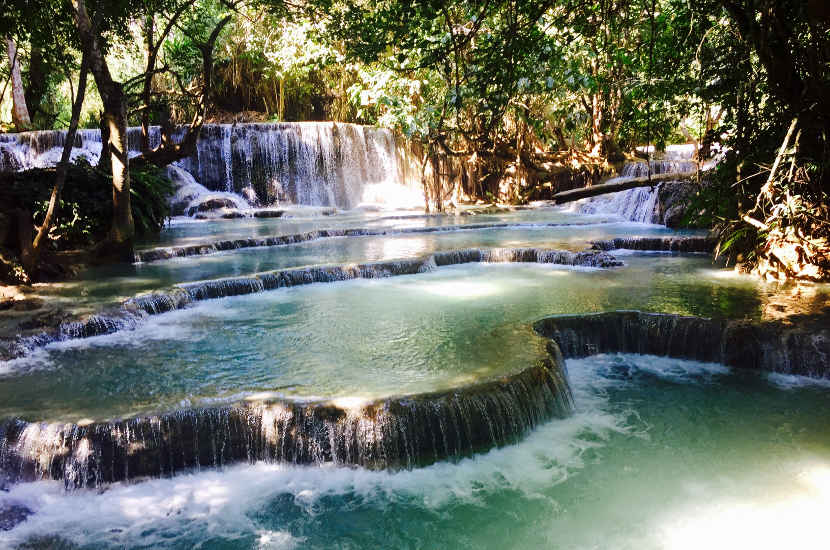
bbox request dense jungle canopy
[0,0,828,281]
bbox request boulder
[186,197,239,217]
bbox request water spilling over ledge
[5,247,620,360]
[590,236,716,253]
[133,221,613,263]
[0,122,423,210]
[0,354,571,487]
[534,311,830,377]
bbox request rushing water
[0,257,775,423]
[2,354,829,549]
[1,135,829,548]
[0,123,422,210]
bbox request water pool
[2,203,829,549]
[2,353,829,549]
[0,256,789,422]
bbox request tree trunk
[552,172,693,204]
[6,38,31,131]
[24,46,46,125]
[140,13,155,154]
[104,94,133,248]
[71,0,134,254]
[97,112,111,172]
[21,51,89,278]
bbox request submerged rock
[186,197,239,216]
[252,209,285,218]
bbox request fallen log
[552,172,695,204]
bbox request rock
[186,197,239,216]
[0,212,11,246]
[0,502,32,531]
[221,210,246,219]
[253,209,285,218]
[194,208,246,220]
[0,298,45,312]
[0,146,23,172]
[240,186,259,205]
[655,179,698,227]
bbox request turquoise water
[57,220,699,311]
[2,205,830,549]
[1,257,772,422]
[140,207,617,249]
[3,354,829,549]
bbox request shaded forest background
[0,0,827,282]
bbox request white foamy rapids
[569,185,661,223]
[0,354,736,547]
[0,412,623,548]
[574,354,731,386]
[166,165,251,216]
[0,353,627,547]
[765,372,830,390]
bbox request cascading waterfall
[5,247,621,361]
[575,185,661,223]
[0,122,423,212]
[533,310,830,377]
[0,353,572,487]
[570,145,698,223]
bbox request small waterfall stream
[571,146,697,223]
[0,123,423,212]
[0,355,572,487]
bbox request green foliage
[129,164,174,235]
[0,160,173,252]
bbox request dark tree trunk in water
[71,0,134,255]
[552,173,692,204]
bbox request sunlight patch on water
[658,462,830,550]
[419,279,504,298]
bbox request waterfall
[589,236,715,253]
[0,355,572,487]
[534,310,830,377]
[0,123,423,211]
[573,185,661,223]
[569,145,698,223]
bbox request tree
[129,0,238,169]
[68,0,135,256]
[5,37,31,131]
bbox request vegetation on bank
[0,0,827,282]
[0,161,171,284]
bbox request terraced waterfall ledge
[0,352,571,488]
[535,310,830,377]
[4,247,621,360]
